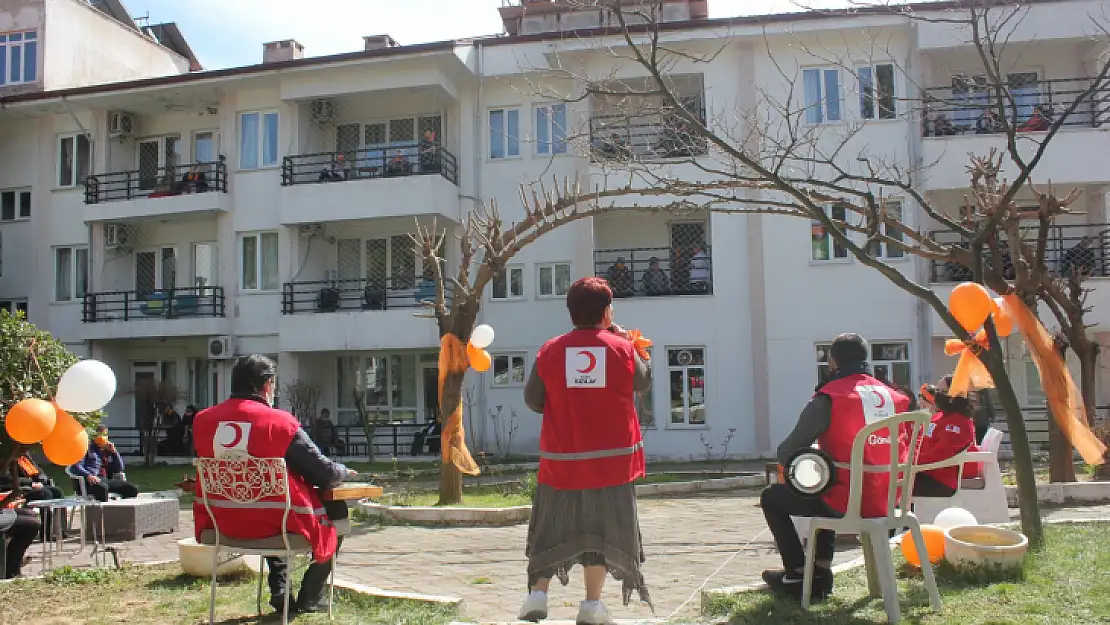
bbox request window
[491,265,524,300]
[53,246,88,302]
[803,68,842,124]
[0,30,38,86]
[489,108,520,159]
[815,341,910,389]
[811,204,849,262]
[336,354,418,425]
[0,299,28,319]
[0,189,30,221]
[637,347,655,427]
[239,111,279,169]
[668,347,706,425]
[492,353,527,387]
[865,199,905,259]
[537,263,571,297]
[57,134,91,188]
[240,232,279,291]
[535,103,568,155]
[858,63,897,120]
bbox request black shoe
[296,598,329,614]
[761,569,788,587]
[270,596,298,615]
[770,568,834,602]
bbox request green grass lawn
[0,563,457,625]
[704,523,1110,625]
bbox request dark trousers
[1,509,41,578]
[761,483,841,571]
[22,486,66,538]
[72,478,140,503]
[913,473,958,498]
[266,500,348,607]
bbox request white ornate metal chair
[195,453,335,624]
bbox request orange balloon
[4,398,58,444]
[467,343,492,372]
[900,524,946,567]
[990,297,1014,337]
[949,282,993,332]
[43,428,89,466]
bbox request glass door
[133,364,158,429]
[420,365,440,424]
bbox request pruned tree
[282,379,322,429]
[133,378,182,467]
[338,355,376,461]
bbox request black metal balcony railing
[281,278,455,315]
[281,144,459,187]
[84,158,228,204]
[922,76,1110,138]
[593,247,713,297]
[928,223,1110,283]
[82,286,226,322]
[590,107,709,162]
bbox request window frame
[239,110,280,170]
[56,133,92,189]
[666,346,707,427]
[534,102,569,156]
[491,264,525,301]
[536,262,572,299]
[857,62,898,120]
[865,198,907,260]
[239,231,280,292]
[488,107,522,160]
[0,188,30,222]
[0,299,28,319]
[815,341,912,389]
[53,245,89,303]
[810,203,852,264]
[0,30,39,87]
[802,66,843,125]
[490,352,528,388]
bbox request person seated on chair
[904,375,982,499]
[192,354,357,615]
[760,333,909,603]
[0,494,41,579]
[1,453,65,539]
[69,432,140,502]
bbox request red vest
[535,329,645,490]
[192,398,337,564]
[817,374,909,518]
[908,410,981,489]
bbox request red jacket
[192,398,337,564]
[818,374,909,518]
[904,410,982,490]
[535,329,645,490]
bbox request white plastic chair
[799,410,942,624]
[64,466,122,501]
[911,427,1008,524]
[195,454,337,625]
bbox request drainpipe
[907,22,934,385]
[474,41,489,453]
[63,97,96,354]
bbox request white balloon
[470,324,495,349]
[934,507,978,530]
[55,360,117,413]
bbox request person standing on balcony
[419,129,440,173]
[642,257,669,296]
[517,277,653,625]
[689,246,710,292]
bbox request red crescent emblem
[223,423,244,448]
[873,392,886,409]
[577,350,597,373]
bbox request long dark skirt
[525,482,652,609]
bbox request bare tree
[282,379,321,429]
[338,355,376,462]
[133,378,181,467]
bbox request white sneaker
[517,591,548,622]
[575,600,615,625]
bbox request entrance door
[137,136,181,190]
[420,365,440,424]
[133,364,158,429]
[135,247,177,295]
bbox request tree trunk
[982,321,1044,548]
[1048,410,1077,482]
[438,461,463,505]
[436,368,468,505]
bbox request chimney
[263,39,305,64]
[363,35,400,51]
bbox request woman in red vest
[906,375,982,497]
[518,277,653,625]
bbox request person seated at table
[976,108,1003,134]
[1018,105,1051,132]
[160,404,188,455]
[642,257,669,296]
[410,419,441,456]
[1,453,66,539]
[193,354,356,615]
[0,497,41,579]
[69,432,140,502]
[318,153,347,182]
[419,130,441,173]
[606,258,634,298]
[760,333,909,603]
[904,375,982,498]
[176,164,209,193]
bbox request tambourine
[784,448,837,497]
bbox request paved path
[23,496,1110,625]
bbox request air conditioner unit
[208,336,234,360]
[299,223,324,237]
[108,111,137,137]
[104,224,128,249]
[310,99,338,123]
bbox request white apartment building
[1,0,1107,460]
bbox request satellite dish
[785,448,836,498]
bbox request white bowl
[943,525,1029,570]
[178,538,257,577]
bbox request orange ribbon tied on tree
[438,334,481,477]
[627,329,653,361]
[943,330,994,398]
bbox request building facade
[1,0,1106,460]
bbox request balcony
[83,159,230,221]
[589,106,708,163]
[279,278,451,352]
[594,247,713,297]
[278,145,460,225]
[920,76,1110,188]
[928,223,1110,283]
[79,286,228,340]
